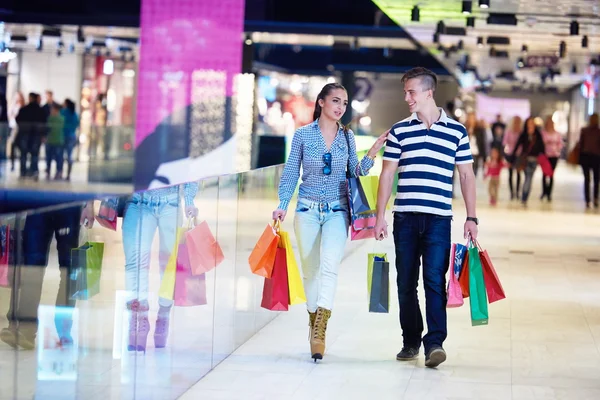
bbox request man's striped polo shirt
[382,108,473,217]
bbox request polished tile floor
[181,163,600,400]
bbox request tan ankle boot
[308,311,316,340]
[310,307,331,362]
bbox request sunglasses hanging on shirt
[322,152,332,175]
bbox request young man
[374,67,478,368]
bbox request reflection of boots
[66,162,72,181]
[154,305,172,349]
[127,300,150,353]
[310,307,331,362]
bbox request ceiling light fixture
[462,1,472,14]
[559,41,566,58]
[479,0,490,9]
[570,21,579,36]
[466,17,475,27]
[477,36,484,48]
[436,21,446,34]
[517,57,525,68]
[411,6,420,22]
[582,35,589,48]
[521,44,528,53]
[433,32,440,43]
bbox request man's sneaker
[425,347,446,368]
[396,347,419,361]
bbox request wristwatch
[466,217,479,225]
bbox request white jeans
[122,192,181,307]
[293,198,349,312]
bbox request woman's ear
[318,98,325,108]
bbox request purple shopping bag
[174,240,207,307]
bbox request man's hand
[272,209,287,222]
[80,201,95,229]
[374,217,388,241]
[464,220,478,240]
[185,205,199,219]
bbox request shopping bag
[95,200,118,231]
[347,177,372,215]
[0,225,10,287]
[261,247,289,311]
[185,220,224,275]
[359,176,379,211]
[350,215,376,241]
[367,253,387,294]
[159,228,185,300]
[538,154,554,177]
[368,255,389,313]
[69,241,104,300]
[174,238,207,307]
[447,244,465,308]
[567,142,580,165]
[467,242,489,326]
[279,231,306,305]
[249,221,280,278]
[459,250,470,298]
[477,240,506,304]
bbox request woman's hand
[367,129,390,159]
[272,209,287,222]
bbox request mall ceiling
[375,0,600,92]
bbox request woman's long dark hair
[313,83,347,121]
[64,98,76,114]
[522,117,539,136]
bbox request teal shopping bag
[468,242,489,326]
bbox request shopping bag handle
[271,219,281,232]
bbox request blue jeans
[64,137,77,167]
[46,143,64,174]
[6,205,82,334]
[393,212,451,354]
[521,159,538,203]
[122,192,181,307]
[293,198,349,312]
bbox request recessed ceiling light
[479,0,490,9]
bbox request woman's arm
[277,129,303,211]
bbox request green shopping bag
[467,241,488,326]
[69,241,104,300]
[359,176,379,211]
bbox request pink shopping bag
[0,225,10,287]
[185,220,224,275]
[447,243,464,308]
[350,216,376,241]
[174,239,207,307]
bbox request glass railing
[0,164,287,399]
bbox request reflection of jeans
[393,212,451,354]
[64,137,77,166]
[521,159,538,203]
[6,206,81,334]
[122,192,180,307]
[45,143,64,174]
[293,198,349,312]
[19,136,42,176]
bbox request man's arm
[457,163,478,240]
[374,160,397,240]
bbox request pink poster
[134,0,245,190]
[475,93,531,123]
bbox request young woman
[272,83,387,361]
[503,116,523,200]
[541,116,564,201]
[512,117,545,206]
[61,99,80,181]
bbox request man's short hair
[46,90,53,96]
[401,67,438,92]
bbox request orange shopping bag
[248,221,280,278]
